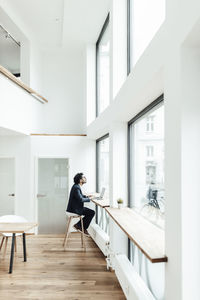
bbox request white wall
[41,48,87,134]
[31,136,96,221]
[0,73,44,135]
[0,136,32,219]
[0,4,89,135]
[0,136,95,222]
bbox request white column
[110,0,127,101]
[109,122,128,259]
[165,48,182,300]
[165,43,200,300]
[181,46,200,300]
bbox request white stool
[63,212,86,251]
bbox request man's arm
[74,187,90,203]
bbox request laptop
[93,187,106,200]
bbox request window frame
[96,13,110,117]
[127,94,164,258]
[96,133,109,223]
[127,0,131,75]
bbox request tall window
[127,0,165,73]
[96,134,109,232]
[96,134,109,198]
[128,95,164,227]
[96,14,110,116]
[128,96,165,299]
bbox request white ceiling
[4,0,111,49]
[62,0,111,47]
[4,0,64,47]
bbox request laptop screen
[100,187,106,198]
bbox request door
[0,158,15,215]
[37,158,69,234]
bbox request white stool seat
[66,211,80,217]
[66,211,83,218]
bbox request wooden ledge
[0,65,48,103]
[30,133,87,137]
[91,197,110,208]
[105,207,167,263]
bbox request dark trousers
[76,207,95,230]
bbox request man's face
[80,175,87,185]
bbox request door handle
[37,194,47,198]
[8,193,15,196]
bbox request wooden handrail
[30,134,87,136]
[0,65,48,103]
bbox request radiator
[88,223,109,256]
[115,254,155,300]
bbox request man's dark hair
[74,173,84,184]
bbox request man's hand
[85,193,95,198]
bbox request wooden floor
[0,233,125,300]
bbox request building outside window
[146,145,154,157]
[128,97,165,224]
[96,14,110,116]
[146,116,155,132]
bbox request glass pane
[130,0,165,68]
[38,158,69,234]
[130,241,165,299]
[0,25,20,77]
[97,137,109,199]
[130,104,165,228]
[97,22,110,115]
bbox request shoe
[73,223,82,232]
[84,229,90,237]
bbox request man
[66,173,95,236]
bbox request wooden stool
[0,215,28,259]
[63,212,86,251]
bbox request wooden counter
[105,207,167,263]
[91,198,110,208]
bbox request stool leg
[15,237,17,253]
[63,217,72,250]
[0,237,5,251]
[80,217,86,252]
[80,217,83,246]
[3,237,8,259]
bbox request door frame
[0,156,16,215]
[34,156,70,234]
